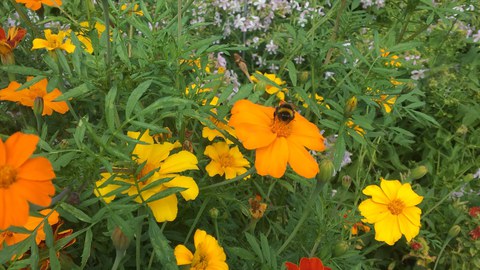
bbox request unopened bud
[448,225,461,238]
[333,240,349,256]
[33,97,44,116]
[111,226,130,252]
[318,159,335,182]
[299,71,310,83]
[342,175,352,189]
[344,96,358,117]
[209,208,219,219]
[410,166,428,180]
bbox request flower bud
[342,175,352,189]
[299,71,310,83]
[448,225,461,238]
[410,166,428,180]
[33,97,44,116]
[333,240,349,256]
[318,159,335,182]
[111,226,131,252]
[209,208,219,219]
[344,96,357,117]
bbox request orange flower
[15,0,62,11]
[0,26,26,64]
[285,257,331,270]
[0,209,59,248]
[0,78,69,116]
[248,195,267,219]
[229,100,325,178]
[0,132,56,230]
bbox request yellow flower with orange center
[358,178,423,245]
[15,0,62,11]
[0,132,56,230]
[174,229,228,270]
[204,142,249,180]
[94,130,199,223]
[229,100,325,178]
[32,29,75,53]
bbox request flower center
[191,251,208,270]
[270,119,292,137]
[219,153,234,167]
[387,199,405,215]
[137,163,157,185]
[0,165,17,189]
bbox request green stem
[184,197,210,244]
[135,208,144,270]
[101,0,112,89]
[276,180,324,255]
[111,249,125,270]
[433,236,454,270]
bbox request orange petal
[13,180,54,207]
[0,188,30,230]
[230,122,276,149]
[17,157,55,181]
[289,114,325,151]
[0,138,5,165]
[255,137,288,178]
[5,132,39,168]
[286,139,319,178]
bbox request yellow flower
[380,49,401,67]
[174,229,228,270]
[202,116,236,144]
[250,71,287,100]
[377,94,397,113]
[32,29,75,53]
[358,178,423,245]
[185,83,217,106]
[94,130,199,222]
[204,142,249,180]
[346,119,365,137]
[120,3,144,16]
[73,21,106,53]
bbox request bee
[274,102,295,124]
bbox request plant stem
[111,249,125,270]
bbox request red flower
[469,206,480,218]
[469,226,480,240]
[285,257,331,270]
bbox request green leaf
[105,86,118,132]
[148,218,178,269]
[55,83,92,101]
[81,229,93,268]
[126,80,152,119]
[0,65,46,76]
[286,60,297,86]
[59,202,92,223]
[245,232,263,263]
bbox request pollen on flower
[270,119,292,137]
[0,165,17,188]
[219,153,234,167]
[387,199,406,215]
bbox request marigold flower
[0,78,69,116]
[73,21,106,53]
[346,119,366,137]
[32,29,75,53]
[469,206,480,218]
[250,71,287,100]
[469,226,480,240]
[285,257,331,270]
[0,209,59,248]
[204,142,249,180]
[229,100,325,178]
[249,195,267,219]
[202,116,236,144]
[38,220,76,270]
[0,132,56,230]
[376,94,397,113]
[15,0,62,11]
[358,178,423,245]
[120,3,144,16]
[351,222,371,235]
[94,130,199,222]
[174,229,228,270]
[0,26,26,64]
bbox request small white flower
[324,71,335,80]
[294,56,305,64]
[265,40,279,55]
[268,63,279,72]
[472,30,480,43]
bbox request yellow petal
[163,176,199,201]
[373,214,402,245]
[396,183,423,207]
[255,137,288,178]
[358,198,390,224]
[379,179,402,201]
[147,194,178,222]
[174,245,194,265]
[94,173,121,203]
[206,160,224,177]
[401,206,422,227]
[158,151,198,175]
[398,212,420,242]
[32,39,49,50]
[362,185,391,205]
[193,229,208,248]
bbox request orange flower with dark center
[0,26,26,56]
[229,100,325,178]
[0,132,56,230]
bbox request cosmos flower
[204,142,249,179]
[32,29,75,53]
[285,257,331,270]
[174,229,228,270]
[0,132,56,230]
[0,26,26,64]
[229,100,325,178]
[359,178,423,245]
[94,130,199,223]
[15,0,62,11]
